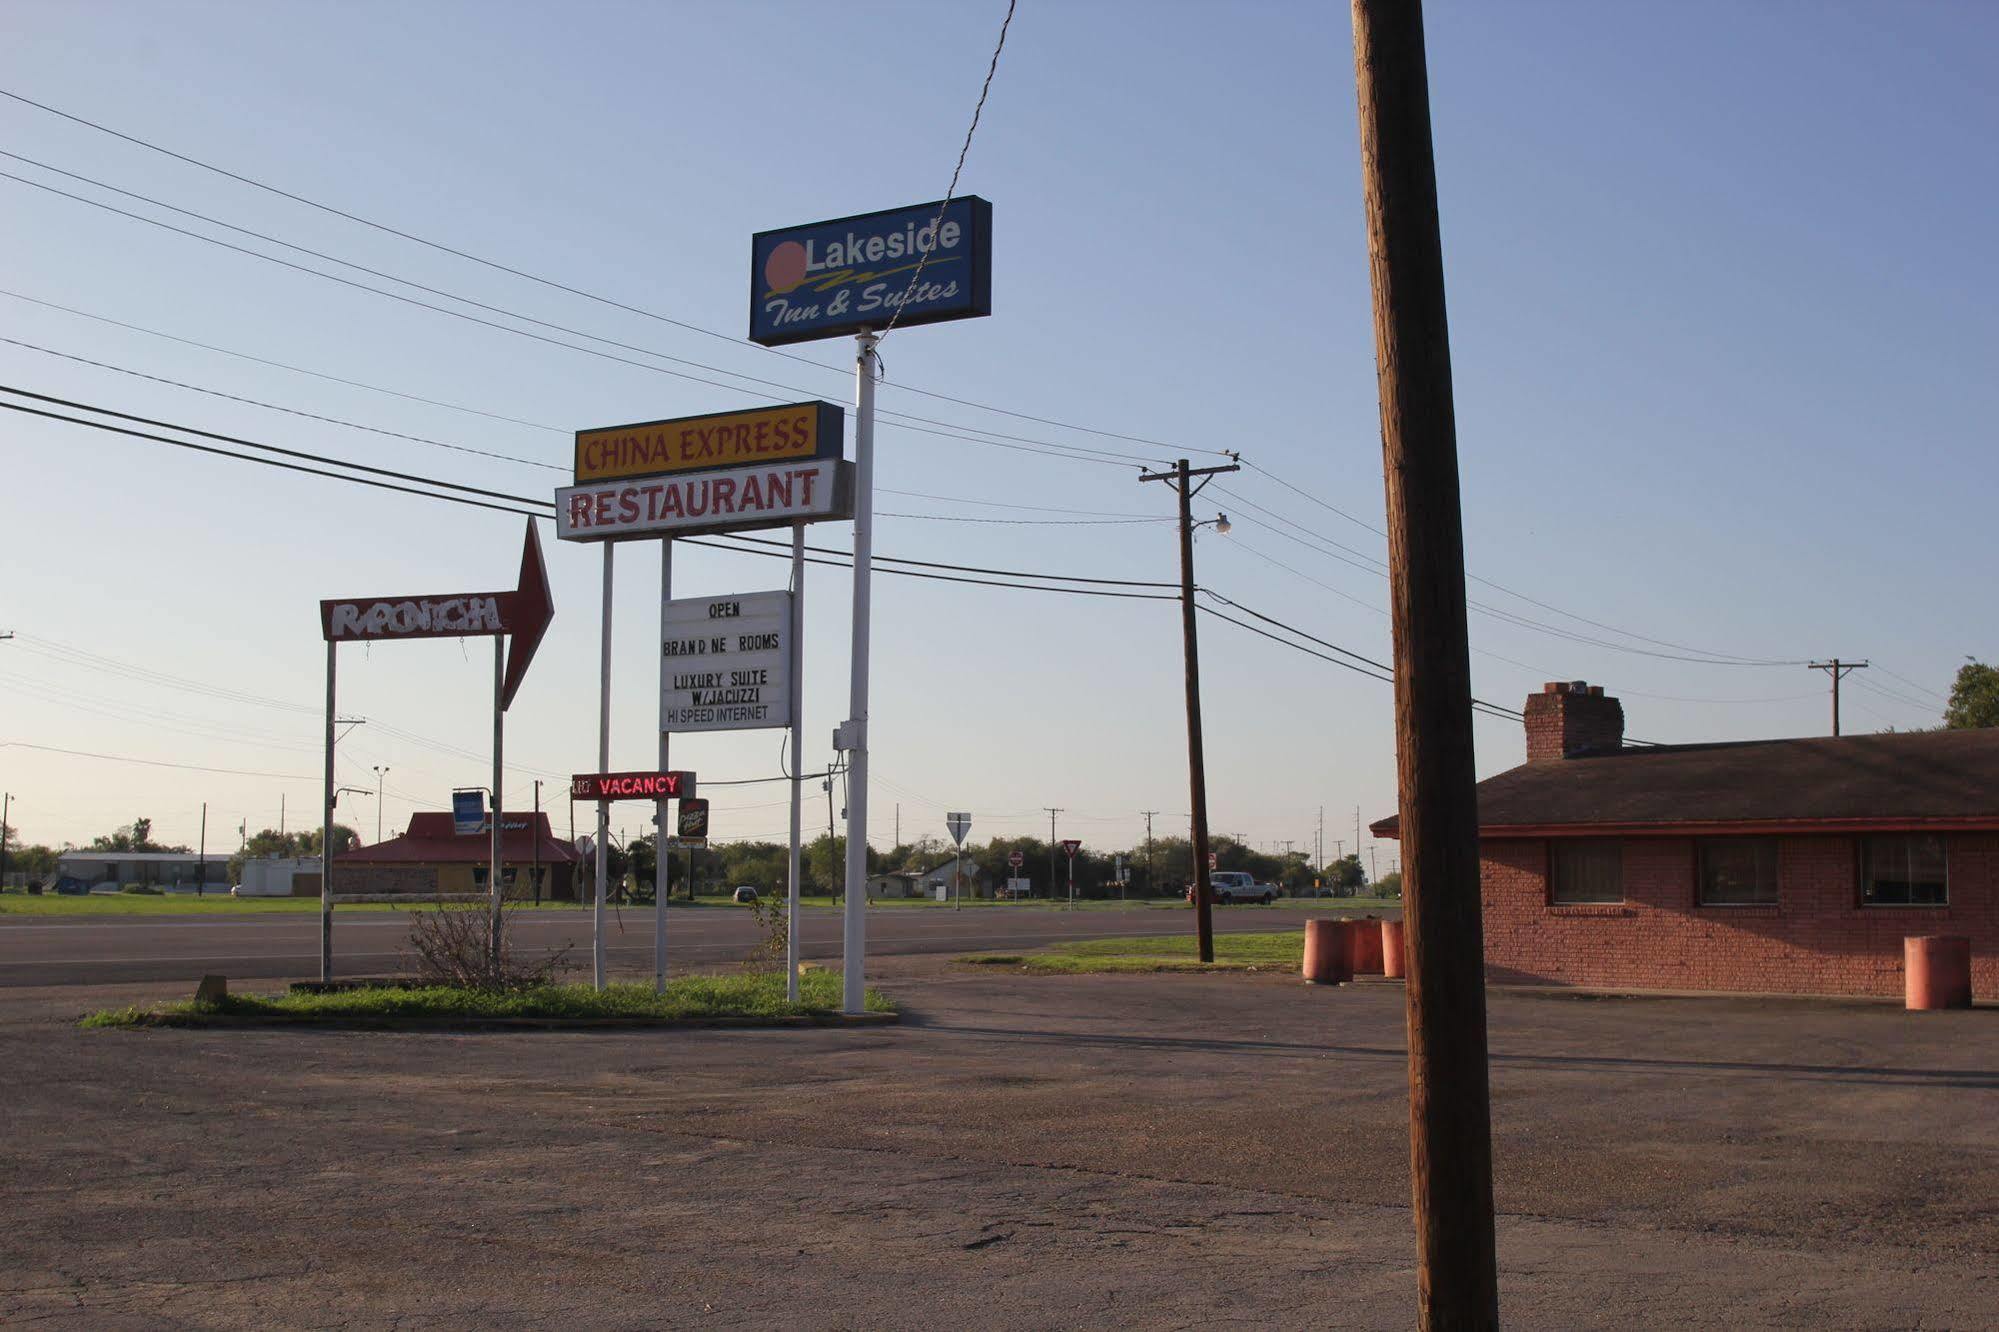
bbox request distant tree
[1373,869,1403,898]
[88,816,189,855]
[1326,854,1366,895]
[3,842,59,884]
[626,835,657,902]
[1944,659,1999,730]
[296,825,361,857]
[228,825,360,885]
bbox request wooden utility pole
[1349,1,1499,1325]
[1808,659,1867,736]
[1140,457,1239,963]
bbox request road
[0,904,1375,987]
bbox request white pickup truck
[1186,870,1278,905]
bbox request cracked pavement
[3,960,1996,1327]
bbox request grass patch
[957,930,1306,974]
[82,970,894,1029]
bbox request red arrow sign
[319,521,554,711]
[500,521,552,710]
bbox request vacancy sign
[570,771,693,802]
[662,592,792,732]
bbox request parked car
[732,886,759,904]
[1185,871,1277,905]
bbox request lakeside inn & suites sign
[749,198,992,346]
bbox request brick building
[336,812,580,901]
[1372,682,1998,999]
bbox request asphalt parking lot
[5,960,1996,1328]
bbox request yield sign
[318,520,554,712]
[1061,839,1081,858]
[946,811,972,846]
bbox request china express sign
[574,401,841,484]
[750,197,992,346]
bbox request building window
[1698,838,1779,906]
[1860,834,1947,906]
[1550,839,1622,904]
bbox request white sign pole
[594,542,613,990]
[654,538,673,995]
[840,331,879,1015]
[786,524,806,1003]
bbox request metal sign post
[748,198,995,1015]
[655,539,672,995]
[316,521,550,983]
[490,636,503,968]
[321,641,335,982]
[946,811,971,911]
[595,543,612,990]
[1062,838,1081,909]
[840,332,879,1014]
[786,524,806,1003]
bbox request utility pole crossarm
[1808,659,1869,737]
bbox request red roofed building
[337,812,581,901]
[1372,682,1998,999]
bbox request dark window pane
[1861,834,1948,907]
[1699,838,1779,906]
[1551,840,1623,904]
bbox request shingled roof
[1370,729,1999,837]
[340,813,580,865]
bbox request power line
[0,398,544,519]
[0,286,569,433]
[0,84,1230,457]
[0,335,566,472]
[0,740,318,781]
[0,384,1181,600]
[879,0,1017,342]
[0,165,1163,470]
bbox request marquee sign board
[750,197,993,347]
[573,401,843,485]
[555,460,852,543]
[661,591,792,732]
[570,771,694,802]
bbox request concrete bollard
[1905,936,1972,1010]
[1302,918,1351,984]
[1380,919,1405,980]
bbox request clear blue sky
[2,1,1992,868]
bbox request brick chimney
[1524,681,1623,760]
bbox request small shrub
[404,900,570,990]
[119,884,162,896]
[741,893,788,970]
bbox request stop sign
[1008,851,1024,869]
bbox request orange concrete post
[1349,916,1385,975]
[1905,935,1972,1010]
[1303,918,1351,984]
[1381,918,1406,979]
